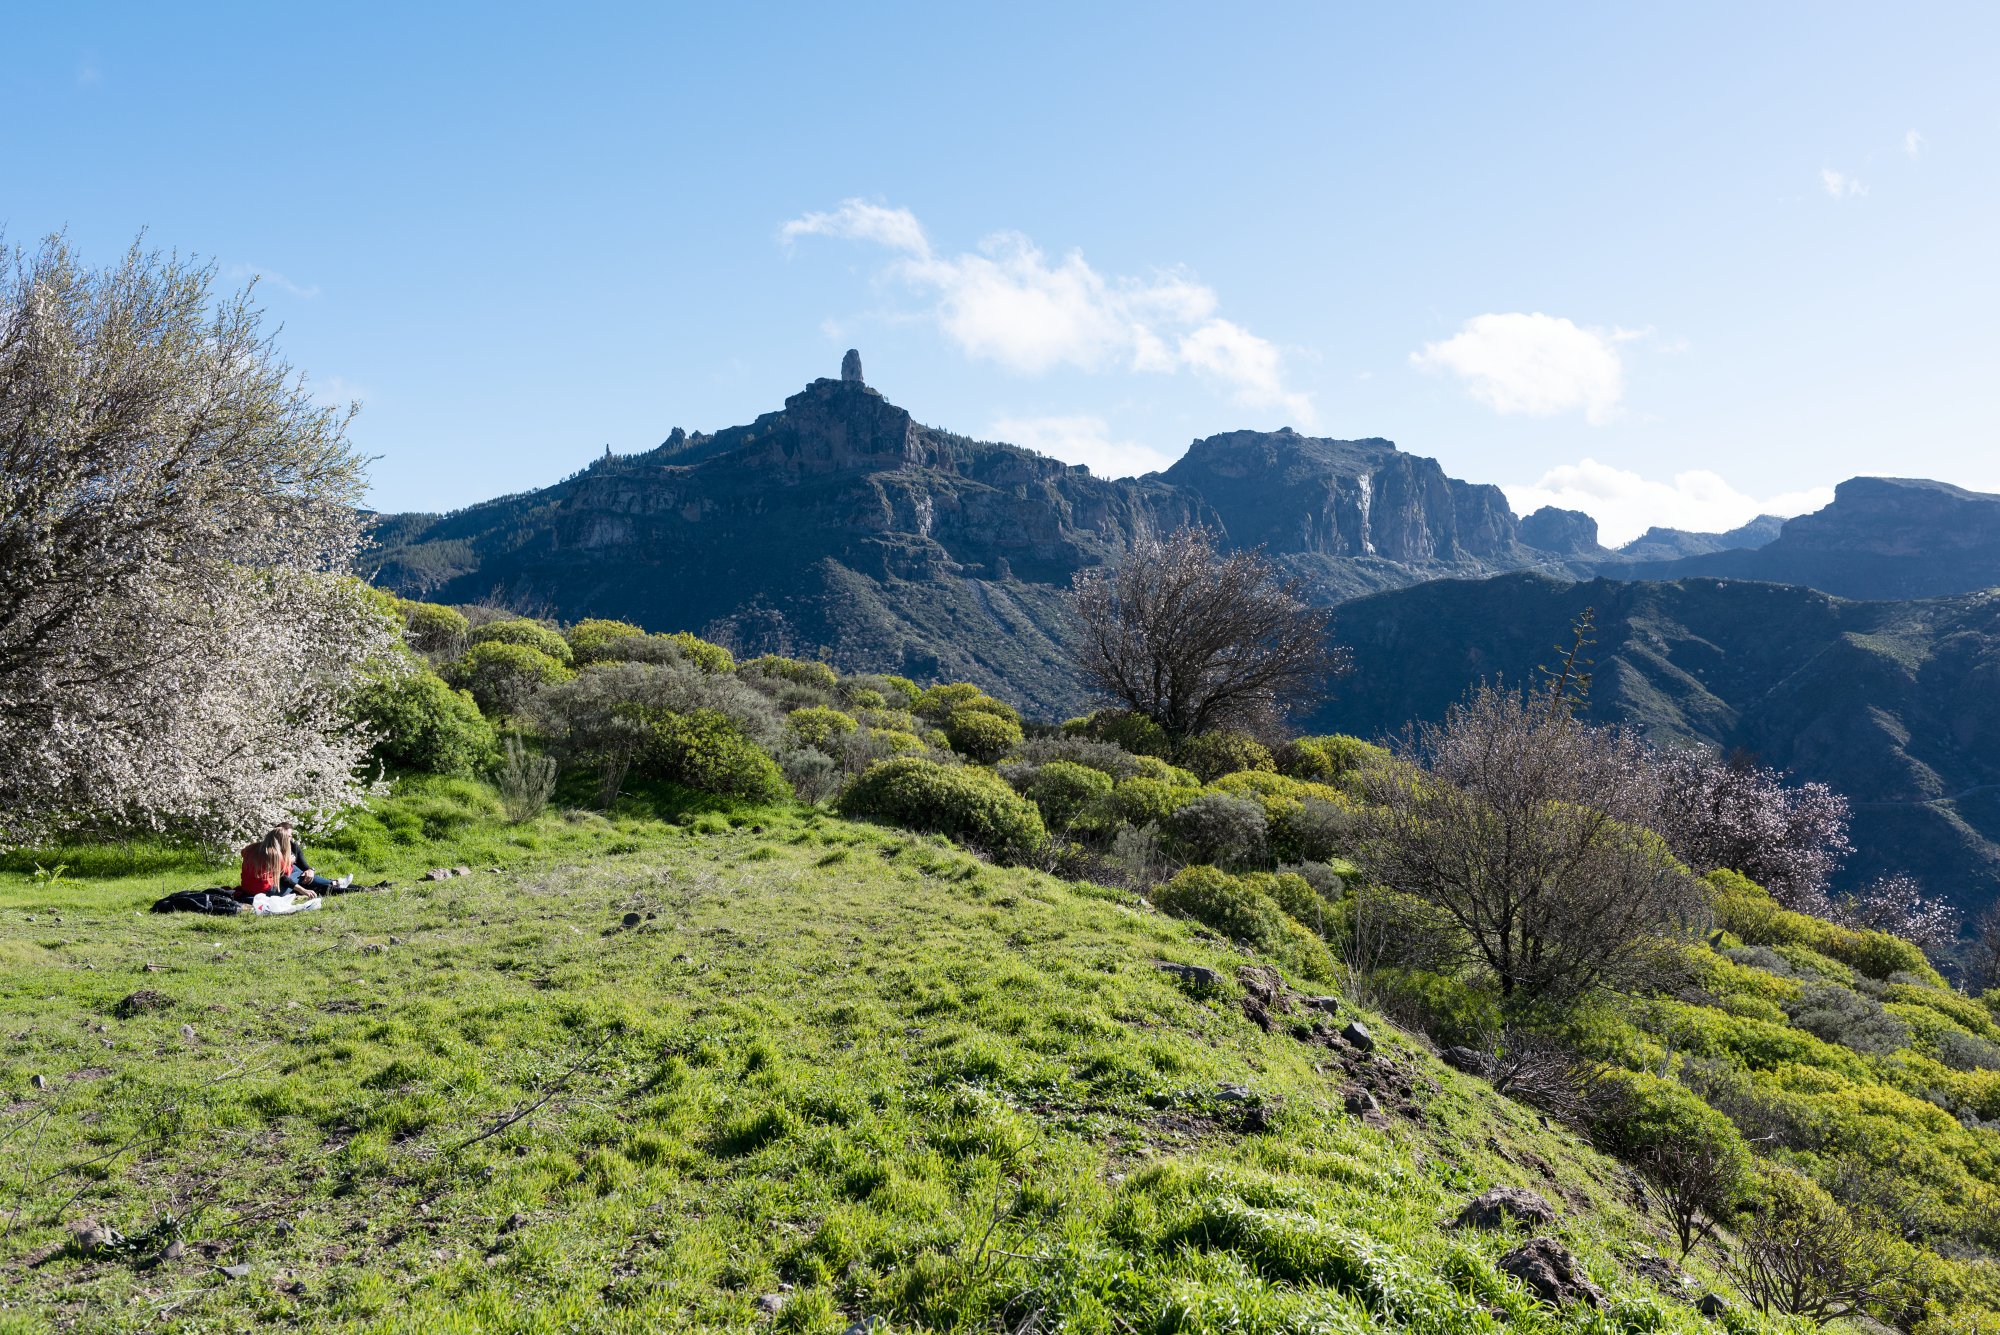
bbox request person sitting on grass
[236,828,348,903]
[275,821,351,895]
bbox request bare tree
[1635,1136,1742,1263]
[1358,684,1706,1009]
[0,234,392,845]
[1068,526,1348,741]
[1724,1183,1916,1324]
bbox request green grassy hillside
[5,784,1767,1334]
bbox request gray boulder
[1498,1236,1603,1308]
[1452,1186,1559,1231]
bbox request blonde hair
[246,829,288,880]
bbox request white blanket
[251,891,324,916]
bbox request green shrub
[566,618,647,663]
[786,705,859,751]
[1153,866,1333,982]
[353,669,498,776]
[1130,755,1200,786]
[468,618,575,667]
[1592,1066,1750,1168]
[398,600,469,657]
[1022,761,1113,831]
[835,757,1046,862]
[943,706,1023,763]
[844,688,887,710]
[1163,792,1268,869]
[743,654,835,689]
[1209,771,1355,863]
[1276,734,1392,785]
[669,632,734,674]
[914,682,987,722]
[1176,730,1276,782]
[447,641,573,716]
[1097,776,1198,830]
[854,674,921,708]
[867,728,927,756]
[1062,709,1170,758]
[636,708,789,802]
[1368,968,1503,1048]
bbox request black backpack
[150,888,246,915]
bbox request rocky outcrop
[1452,1186,1559,1231]
[1498,1237,1603,1308]
[841,348,863,383]
[1518,506,1603,557]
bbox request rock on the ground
[1343,1089,1381,1116]
[1453,1186,1560,1230]
[756,1293,787,1315]
[1696,1293,1731,1318]
[1340,1020,1374,1052]
[1498,1236,1603,1308]
[113,989,172,1018]
[1154,961,1225,990]
[1442,1045,1493,1075]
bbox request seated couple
[238,821,354,903]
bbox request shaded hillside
[1310,572,2000,913]
[367,361,1571,713]
[1614,514,1784,562]
[1615,478,2000,598]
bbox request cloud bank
[1821,168,1867,199]
[1412,312,1629,424]
[783,199,1313,423]
[1504,458,1833,548]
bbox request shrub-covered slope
[2,793,1785,1333]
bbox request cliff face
[366,368,1565,712]
[1161,430,1522,563]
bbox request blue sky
[8,2,1997,543]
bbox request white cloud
[1503,457,1832,547]
[1411,312,1627,424]
[228,263,321,299]
[1904,129,1925,158]
[783,199,1313,424]
[780,200,931,257]
[1821,168,1867,199]
[989,414,1179,479]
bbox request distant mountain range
[1308,573,2000,914]
[368,360,2000,911]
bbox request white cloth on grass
[251,891,324,916]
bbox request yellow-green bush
[1209,771,1353,863]
[1176,730,1275,782]
[1096,776,1198,830]
[1276,734,1392,786]
[787,705,859,751]
[469,618,575,667]
[914,682,989,722]
[635,707,790,802]
[742,653,832,689]
[566,618,647,663]
[835,757,1046,862]
[943,706,1022,763]
[447,641,573,716]
[1021,761,1113,831]
[1061,709,1170,759]
[353,668,498,776]
[1706,870,1944,985]
[1129,755,1199,786]
[1152,866,1333,983]
[398,599,470,657]
[667,631,734,674]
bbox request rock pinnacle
[841,348,863,384]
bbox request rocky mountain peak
[1518,506,1603,556]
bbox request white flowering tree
[0,234,401,848]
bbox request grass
[0,781,1775,1332]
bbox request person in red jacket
[238,829,295,901]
